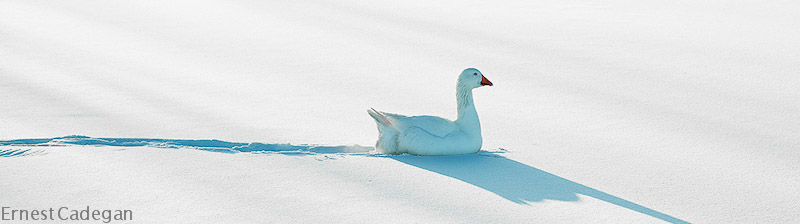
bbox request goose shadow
[392,153,689,224]
[2,136,687,223]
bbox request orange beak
[481,76,493,86]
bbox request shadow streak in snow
[2,136,687,223]
[393,154,689,224]
[0,135,373,155]
[0,148,47,157]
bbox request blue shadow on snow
[0,135,372,155]
[2,136,687,223]
[393,154,689,224]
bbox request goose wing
[395,115,458,138]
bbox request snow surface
[2,0,799,223]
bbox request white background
[2,0,799,223]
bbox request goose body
[368,68,493,156]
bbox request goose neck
[456,85,480,132]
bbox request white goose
[368,68,493,156]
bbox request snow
[1,0,799,223]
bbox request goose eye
[473,73,478,76]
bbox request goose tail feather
[368,108,397,130]
[368,108,403,154]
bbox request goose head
[458,68,493,89]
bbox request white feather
[368,68,492,156]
